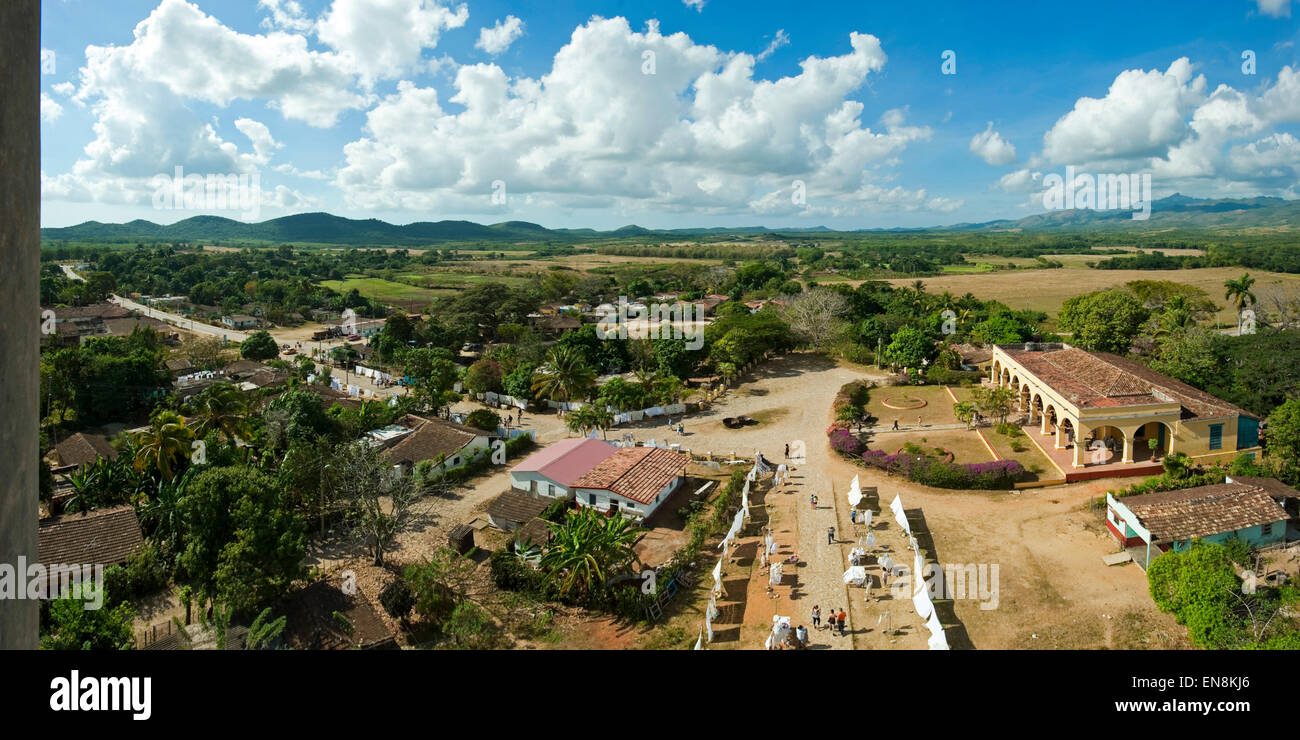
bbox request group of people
[810,605,849,637]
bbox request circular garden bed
[881,396,927,410]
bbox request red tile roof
[52,433,118,469]
[1002,346,1252,420]
[381,415,485,465]
[573,447,690,504]
[1122,482,1290,542]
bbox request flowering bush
[844,443,1023,489]
[828,428,866,456]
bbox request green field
[319,276,448,305]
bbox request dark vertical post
[0,0,41,649]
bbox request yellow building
[989,343,1261,472]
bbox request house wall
[509,471,573,499]
[573,475,683,520]
[1169,521,1288,552]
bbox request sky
[37,0,1300,230]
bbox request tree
[132,409,194,482]
[1224,273,1257,327]
[566,404,614,439]
[1058,290,1150,354]
[540,507,641,600]
[970,385,1015,425]
[1266,398,1300,479]
[328,442,422,567]
[40,591,135,650]
[780,288,849,349]
[1147,541,1244,649]
[532,344,596,405]
[883,326,935,370]
[463,358,504,395]
[176,466,304,612]
[186,382,249,444]
[953,401,979,429]
[465,408,501,432]
[180,335,225,370]
[240,331,279,361]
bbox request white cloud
[334,19,938,218]
[234,118,282,164]
[41,93,63,123]
[756,29,789,62]
[257,0,312,32]
[51,82,75,97]
[1255,0,1291,18]
[969,122,1017,165]
[683,0,706,11]
[476,15,524,56]
[996,168,1041,193]
[316,0,468,87]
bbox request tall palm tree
[133,410,194,482]
[531,344,596,406]
[540,508,641,600]
[141,466,195,559]
[186,381,249,443]
[566,404,614,439]
[1224,273,1257,331]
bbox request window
[588,493,596,505]
[1263,522,1273,536]
[1209,424,1223,450]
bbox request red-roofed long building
[991,343,1261,471]
[509,437,618,499]
[572,446,691,520]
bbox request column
[1072,439,1085,468]
[0,0,40,650]
[1041,412,1051,436]
[1055,423,1066,449]
[1122,435,1134,464]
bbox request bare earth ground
[254,352,1188,650]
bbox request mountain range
[40,194,1297,245]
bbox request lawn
[319,276,448,305]
[865,384,963,428]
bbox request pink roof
[512,437,618,487]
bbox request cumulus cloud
[316,0,468,87]
[969,122,1017,165]
[334,18,946,217]
[476,15,524,55]
[683,0,706,11]
[257,0,312,32]
[234,118,282,164]
[41,93,63,123]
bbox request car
[282,348,296,355]
[347,334,362,341]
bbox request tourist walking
[850,509,858,525]
[810,494,817,510]
[891,419,899,430]
[796,625,809,648]
[784,442,790,458]
[811,605,821,630]
[827,525,835,545]
[837,609,848,636]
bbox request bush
[379,578,415,619]
[828,428,866,456]
[490,549,543,592]
[465,409,501,431]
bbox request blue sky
[39,0,1300,229]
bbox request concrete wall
[0,0,40,649]
[509,471,571,499]
[574,475,682,520]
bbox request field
[319,276,449,308]
[885,262,1300,328]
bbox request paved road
[61,264,85,282]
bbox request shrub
[828,428,866,456]
[379,578,415,619]
[465,409,501,431]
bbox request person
[810,494,817,510]
[837,609,848,636]
[917,415,923,428]
[795,624,809,648]
[784,442,790,458]
[811,605,821,630]
[827,525,835,545]
[850,508,858,525]
[892,419,900,430]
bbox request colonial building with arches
[989,343,1261,474]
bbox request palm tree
[531,344,596,407]
[186,382,249,443]
[566,404,614,439]
[1225,273,1257,332]
[540,508,641,600]
[133,410,194,481]
[1154,295,1197,337]
[141,466,195,558]
[717,362,738,387]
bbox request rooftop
[39,505,144,567]
[1121,482,1290,542]
[51,432,118,469]
[381,415,486,465]
[512,437,618,487]
[486,489,553,524]
[573,446,690,504]
[1000,345,1253,420]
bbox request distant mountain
[39,194,1298,244]
[957,194,1299,232]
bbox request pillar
[1072,438,1085,468]
[0,0,40,649]
[1055,423,1066,449]
[1122,435,1134,464]
[1041,411,1051,436]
